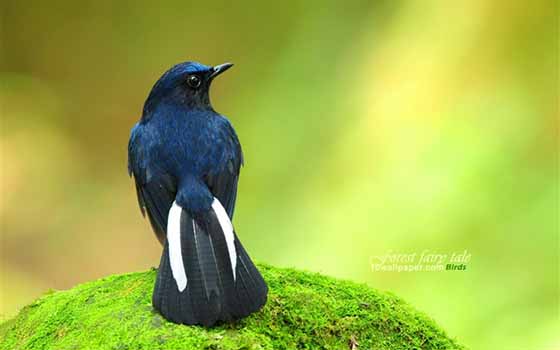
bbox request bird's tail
[152,198,267,326]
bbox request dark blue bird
[128,61,268,326]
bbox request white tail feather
[168,201,187,291]
[211,198,237,280]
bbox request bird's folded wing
[204,122,243,218]
[128,124,177,244]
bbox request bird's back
[139,106,239,183]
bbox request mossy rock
[0,264,464,349]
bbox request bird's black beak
[210,63,233,79]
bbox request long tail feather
[152,199,267,326]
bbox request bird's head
[142,61,233,117]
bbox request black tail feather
[152,207,267,326]
[232,236,268,315]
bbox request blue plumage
[128,61,267,326]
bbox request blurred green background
[1,1,558,349]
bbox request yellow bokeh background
[1,1,557,349]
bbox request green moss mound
[0,264,464,349]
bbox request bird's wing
[128,123,176,244]
[204,120,243,219]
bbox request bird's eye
[186,75,201,89]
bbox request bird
[128,61,268,327]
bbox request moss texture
[0,264,464,349]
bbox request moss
[0,264,464,349]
